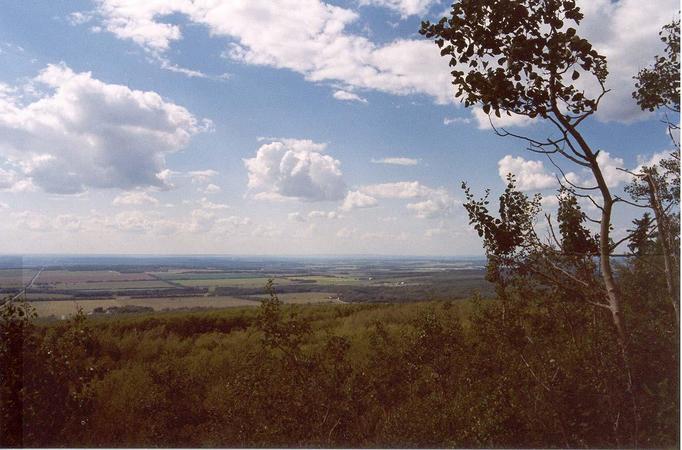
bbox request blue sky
[0,0,677,256]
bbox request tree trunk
[550,103,639,443]
[644,172,679,323]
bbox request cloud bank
[0,63,207,194]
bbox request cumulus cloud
[0,167,34,192]
[244,139,347,202]
[333,90,367,103]
[575,0,679,123]
[371,157,419,166]
[406,191,456,219]
[593,151,633,187]
[0,63,207,194]
[358,0,439,16]
[89,0,678,119]
[10,211,55,232]
[359,180,456,218]
[361,181,434,199]
[473,109,535,130]
[112,191,159,206]
[341,190,378,210]
[498,155,557,191]
[91,0,454,103]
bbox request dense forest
[0,263,677,447]
[1,0,680,447]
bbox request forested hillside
[0,264,677,447]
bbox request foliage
[420,0,607,119]
[1,301,98,447]
[0,283,677,447]
[633,18,680,113]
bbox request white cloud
[473,109,534,130]
[336,227,357,238]
[358,180,456,218]
[361,231,409,241]
[358,0,439,16]
[371,157,419,166]
[406,191,455,219]
[92,1,454,103]
[198,197,230,210]
[443,116,471,125]
[341,190,378,210]
[498,155,556,191]
[112,191,159,206]
[189,170,219,184]
[288,212,306,222]
[308,210,341,219]
[200,183,221,194]
[68,11,93,26]
[333,90,367,103]
[244,139,347,201]
[575,0,679,123]
[594,151,633,187]
[635,151,670,172]
[90,0,678,119]
[10,211,54,232]
[361,181,434,198]
[0,167,34,192]
[251,224,283,238]
[541,195,560,208]
[0,63,207,194]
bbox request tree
[419,3,682,444]
[633,18,680,117]
[624,18,681,323]
[421,0,634,393]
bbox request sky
[0,0,678,256]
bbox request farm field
[1,256,492,319]
[48,280,175,291]
[0,268,39,287]
[29,291,342,317]
[172,274,362,288]
[34,270,154,283]
[28,296,258,317]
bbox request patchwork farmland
[0,257,491,318]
